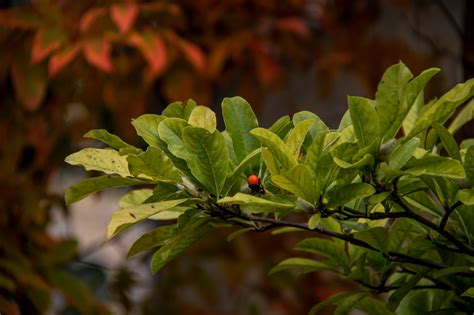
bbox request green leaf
[388,270,428,311]
[407,78,474,138]
[157,118,190,160]
[432,266,471,279]
[388,138,419,170]
[354,227,390,252]
[127,225,174,257]
[182,127,228,197]
[251,128,298,172]
[327,183,375,208]
[375,62,413,140]
[222,148,261,196]
[308,292,357,315]
[131,114,165,147]
[150,211,211,273]
[305,131,327,173]
[461,287,474,298]
[271,227,305,235]
[448,98,474,134]
[218,193,295,212]
[383,66,440,140]
[119,189,153,208]
[334,292,368,315]
[127,147,180,182]
[65,175,151,205]
[106,199,189,240]
[65,148,131,177]
[187,105,216,133]
[261,147,279,175]
[348,96,380,148]
[456,189,474,205]
[268,115,292,139]
[402,91,423,136]
[355,296,394,315]
[308,212,321,230]
[403,156,465,178]
[293,111,328,137]
[433,123,461,160]
[43,269,93,313]
[286,119,314,157]
[222,97,260,170]
[464,146,474,185]
[162,99,196,119]
[333,153,374,169]
[295,238,346,266]
[226,227,253,242]
[269,258,329,275]
[271,164,317,203]
[84,129,135,150]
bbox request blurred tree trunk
[463,0,474,80]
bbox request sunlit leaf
[448,99,474,135]
[130,114,165,147]
[348,96,380,148]
[65,148,131,177]
[127,147,181,182]
[84,129,135,150]
[106,199,189,240]
[187,105,216,133]
[271,164,317,203]
[218,193,295,212]
[222,97,260,172]
[251,128,297,172]
[389,138,419,170]
[162,99,196,120]
[286,119,314,158]
[403,156,465,178]
[182,127,228,197]
[308,212,321,230]
[433,123,461,161]
[407,78,474,138]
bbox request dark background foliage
[0,0,471,314]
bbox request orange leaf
[79,7,106,32]
[11,50,47,111]
[110,3,138,33]
[83,40,113,73]
[31,29,64,63]
[275,17,310,38]
[48,44,81,77]
[129,32,167,80]
[178,39,205,71]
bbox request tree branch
[234,213,474,278]
[439,201,462,230]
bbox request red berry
[247,175,260,186]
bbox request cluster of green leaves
[66,62,474,314]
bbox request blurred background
[0,0,472,314]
